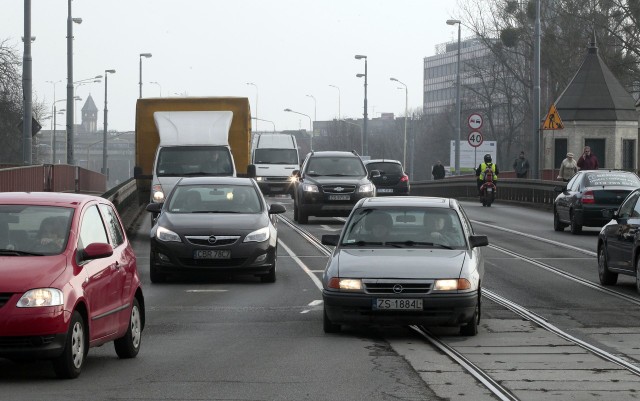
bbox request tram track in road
[278,214,640,398]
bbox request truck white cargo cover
[154,111,233,146]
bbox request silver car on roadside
[321,197,488,336]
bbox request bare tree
[0,39,22,164]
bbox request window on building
[623,139,635,170]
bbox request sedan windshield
[341,208,466,249]
[167,184,262,214]
[0,205,74,255]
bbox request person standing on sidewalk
[557,152,579,182]
[577,146,599,170]
[513,151,530,178]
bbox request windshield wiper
[192,210,242,214]
[342,240,383,247]
[0,249,45,256]
[386,241,454,249]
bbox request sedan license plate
[377,188,393,193]
[374,298,423,310]
[328,194,350,201]
[487,188,493,192]
[194,250,231,259]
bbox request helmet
[484,154,492,163]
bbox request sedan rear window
[584,172,640,187]
[365,162,403,174]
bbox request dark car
[146,177,286,283]
[320,197,489,336]
[363,159,410,196]
[597,188,640,292]
[292,151,378,224]
[553,170,640,234]
[0,192,144,379]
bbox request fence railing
[0,164,106,193]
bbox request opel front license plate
[374,298,423,310]
[194,250,231,259]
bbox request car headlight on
[303,183,319,192]
[358,183,374,193]
[288,175,298,183]
[328,277,363,291]
[244,226,270,242]
[433,279,472,291]
[152,184,165,203]
[256,177,264,181]
[17,288,63,308]
[156,226,182,242]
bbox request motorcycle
[479,167,497,207]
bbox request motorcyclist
[476,154,499,195]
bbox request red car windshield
[0,205,74,255]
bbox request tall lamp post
[139,53,152,98]
[52,99,67,164]
[22,1,33,164]
[328,84,341,121]
[284,108,313,150]
[150,81,162,97]
[252,117,276,132]
[355,55,368,155]
[46,80,62,163]
[446,19,462,175]
[73,76,102,125]
[305,94,316,134]
[66,0,82,165]
[246,82,258,133]
[102,69,116,175]
[390,77,408,170]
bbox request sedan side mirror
[553,185,565,193]
[321,234,340,246]
[269,203,286,214]
[82,242,113,261]
[469,235,489,248]
[602,208,619,220]
[146,202,163,213]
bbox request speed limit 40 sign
[468,131,483,147]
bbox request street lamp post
[46,80,62,163]
[102,69,116,175]
[22,1,33,165]
[73,76,101,125]
[139,53,152,98]
[328,84,341,121]
[284,108,313,150]
[305,94,316,133]
[447,19,462,175]
[246,82,258,133]
[66,0,82,165]
[390,77,408,170]
[150,81,162,97]
[355,55,368,155]
[52,99,66,164]
[252,117,275,132]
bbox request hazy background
[3,0,460,131]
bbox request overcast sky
[4,0,461,132]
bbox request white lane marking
[186,290,228,293]
[321,225,341,231]
[309,270,324,273]
[334,217,347,222]
[278,239,323,291]
[300,310,311,314]
[471,220,597,257]
[308,300,323,306]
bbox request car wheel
[114,298,143,359]
[569,211,582,234]
[298,205,309,224]
[553,209,566,231]
[636,257,640,294]
[598,246,618,285]
[323,308,341,333]
[460,291,480,337]
[52,311,86,379]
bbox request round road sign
[468,113,483,130]
[468,131,483,147]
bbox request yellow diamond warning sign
[542,104,564,130]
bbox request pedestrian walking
[557,152,579,182]
[513,151,530,178]
[432,161,445,180]
[577,146,599,170]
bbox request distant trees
[0,39,23,164]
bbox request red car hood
[0,255,68,292]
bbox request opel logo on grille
[208,236,217,244]
[335,187,345,192]
[393,284,403,294]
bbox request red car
[0,192,144,379]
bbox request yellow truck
[134,97,252,206]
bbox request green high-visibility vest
[479,163,497,181]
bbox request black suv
[292,151,378,224]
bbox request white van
[252,134,299,196]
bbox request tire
[553,209,566,231]
[52,311,86,379]
[569,211,582,234]
[598,246,618,285]
[323,308,341,333]
[298,205,309,224]
[460,291,480,337]
[114,298,142,359]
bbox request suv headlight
[303,183,319,192]
[358,183,374,193]
[244,227,270,242]
[152,184,165,203]
[17,288,63,308]
[156,226,182,242]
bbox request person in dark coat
[577,146,599,170]
[432,161,445,180]
[513,151,530,178]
